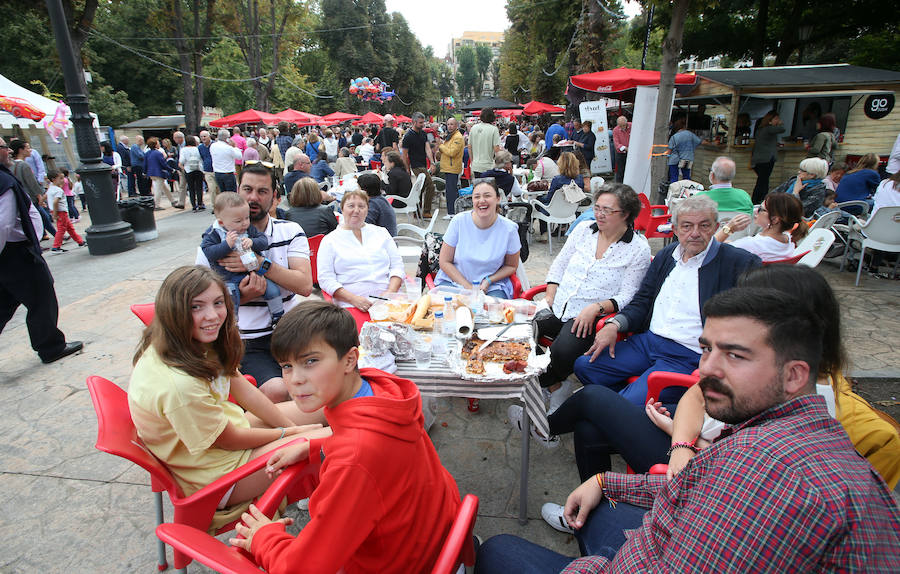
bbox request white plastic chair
[529,191,579,255]
[795,228,836,268]
[839,206,900,286]
[718,210,754,240]
[386,172,425,223]
[809,210,842,231]
[394,209,440,263]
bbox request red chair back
[634,194,651,232]
[130,303,155,326]
[646,370,700,403]
[87,375,184,497]
[431,494,479,574]
[764,250,810,265]
[321,291,371,331]
[308,234,325,286]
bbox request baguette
[411,294,431,323]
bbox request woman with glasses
[714,193,808,261]
[534,184,650,413]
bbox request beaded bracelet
[667,441,699,457]
[278,427,286,440]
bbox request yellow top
[832,374,900,489]
[128,346,252,495]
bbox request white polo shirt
[198,216,310,338]
[210,141,241,174]
[647,242,712,354]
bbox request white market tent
[0,73,99,169]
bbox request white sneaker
[547,379,576,416]
[442,214,453,220]
[541,502,574,534]
[507,404,559,448]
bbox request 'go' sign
[864,94,894,120]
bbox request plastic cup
[414,337,432,369]
[487,302,504,323]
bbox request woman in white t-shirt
[316,190,404,311]
[716,192,808,262]
[128,266,327,502]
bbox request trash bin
[117,197,158,242]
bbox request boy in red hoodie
[231,300,461,574]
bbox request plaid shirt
[563,395,900,573]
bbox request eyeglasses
[243,160,275,169]
[754,204,767,213]
[593,206,623,216]
[0,144,8,149]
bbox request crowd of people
[2,103,900,573]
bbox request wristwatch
[603,317,622,331]
[721,224,732,236]
[258,258,272,275]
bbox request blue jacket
[310,159,334,183]
[144,148,170,179]
[198,143,214,172]
[614,240,762,334]
[117,143,132,167]
[130,144,145,169]
[545,124,566,150]
[305,141,320,161]
[200,224,269,283]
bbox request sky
[385,0,643,59]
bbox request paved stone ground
[1,203,897,573]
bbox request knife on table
[477,323,516,352]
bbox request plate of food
[454,325,549,381]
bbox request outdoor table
[393,337,549,524]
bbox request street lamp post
[45,0,135,255]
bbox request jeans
[38,205,56,236]
[215,172,237,193]
[186,170,204,208]
[226,278,284,320]
[752,159,775,204]
[615,151,627,183]
[412,167,435,214]
[573,330,699,409]
[66,195,79,220]
[126,168,137,196]
[549,384,671,479]
[443,172,460,214]
[475,502,647,574]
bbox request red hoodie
[251,368,461,574]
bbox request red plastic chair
[321,290,371,332]
[431,494,479,574]
[130,303,156,326]
[307,233,325,287]
[87,375,320,571]
[154,493,479,574]
[764,250,810,265]
[520,284,614,347]
[635,194,673,240]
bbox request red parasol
[209,109,280,127]
[275,108,322,126]
[521,100,566,115]
[352,111,385,126]
[569,67,697,93]
[392,114,413,123]
[320,111,363,124]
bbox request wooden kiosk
[673,64,900,191]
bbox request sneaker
[442,214,453,220]
[77,242,86,247]
[507,404,559,448]
[547,379,576,416]
[198,204,207,211]
[541,502,574,534]
[50,247,67,253]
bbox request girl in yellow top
[128,266,328,502]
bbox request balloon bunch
[44,101,70,143]
[348,77,395,103]
[440,96,455,110]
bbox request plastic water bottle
[469,285,483,318]
[432,311,447,357]
[235,238,259,271]
[442,296,455,337]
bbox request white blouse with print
[545,220,651,321]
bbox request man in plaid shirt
[476,288,900,573]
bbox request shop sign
[864,94,894,120]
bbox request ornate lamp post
[45,0,135,255]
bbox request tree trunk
[650,0,690,202]
[171,0,198,133]
[61,0,99,95]
[773,0,804,66]
[752,0,769,66]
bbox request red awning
[209,109,280,127]
[392,114,412,123]
[352,111,384,126]
[521,100,566,115]
[275,109,322,125]
[320,111,362,124]
[569,67,697,93]
[470,109,522,118]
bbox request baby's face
[218,204,250,233]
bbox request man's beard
[700,374,786,425]
[248,201,269,222]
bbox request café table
[393,338,549,524]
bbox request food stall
[674,64,900,190]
